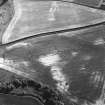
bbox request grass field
[2,0,105,44]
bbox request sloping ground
[2,0,105,43]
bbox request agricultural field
[0,0,105,105]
